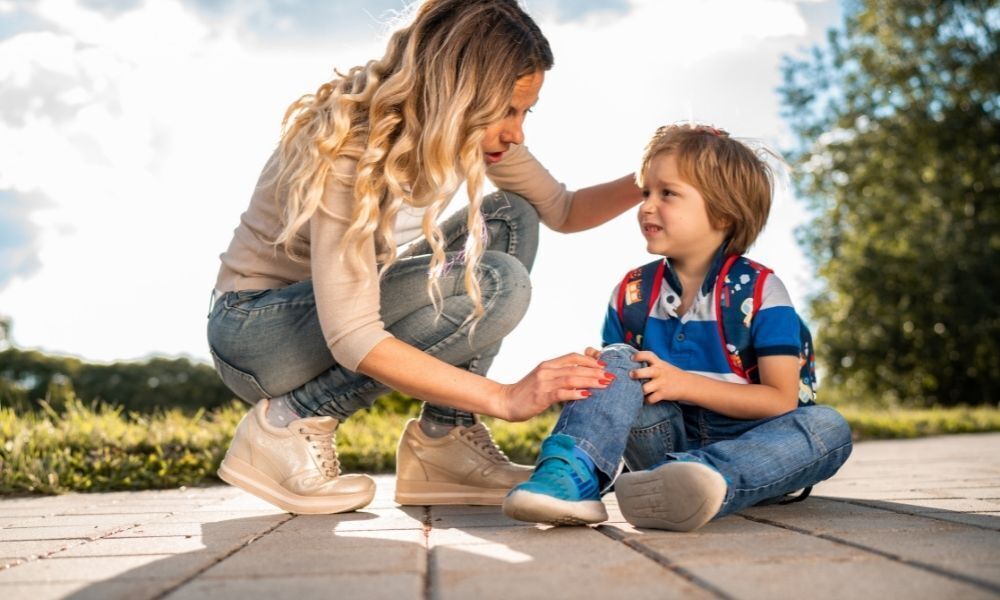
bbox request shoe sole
[394,479,515,506]
[614,462,726,532]
[218,456,374,515]
[502,490,608,526]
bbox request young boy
[502,124,853,531]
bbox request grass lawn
[2,398,998,495]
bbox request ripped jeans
[206,191,539,425]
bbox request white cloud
[0,0,833,387]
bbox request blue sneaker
[502,434,608,525]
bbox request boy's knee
[799,405,853,452]
[600,343,638,360]
[599,343,642,374]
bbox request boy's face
[638,152,728,263]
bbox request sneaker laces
[462,423,510,463]
[299,426,340,478]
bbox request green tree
[0,347,237,413]
[780,0,999,406]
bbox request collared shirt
[601,250,802,384]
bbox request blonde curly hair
[271,0,553,321]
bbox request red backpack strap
[714,256,773,381]
[617,259,665,349]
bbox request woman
[207,0,642,514]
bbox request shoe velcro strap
[537,444,590,482]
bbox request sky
[0,0,843,384]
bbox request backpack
[617,255,817,407]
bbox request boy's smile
[638,153,728,265]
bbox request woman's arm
[359,337,609,422]
[556,174,643,233]
[485,146,641,233]
[631,352,800,420]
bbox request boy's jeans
[552,344,853,518]
[206,191,539,424]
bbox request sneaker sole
[218,456,374,515]
[502,490,608,526]
[394,479,515,506]
[614,462,726,532]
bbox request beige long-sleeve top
[214,143,574,371]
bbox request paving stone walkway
[1,433,999,599]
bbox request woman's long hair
[271,0,553,322]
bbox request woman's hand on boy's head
[629,350,692,404]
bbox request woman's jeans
[206,191,539,425]
[552,344,854,518]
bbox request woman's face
[481,70,544,165]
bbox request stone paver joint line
[597,524,734,600]
[831,497,1000,532]
[421,507,434,600]
[739,512,1000,595]
[149,513,295,600]
[2,434,999,599]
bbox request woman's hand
[630,350,693,404]
[497,352,610,421]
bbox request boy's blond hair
[637,125,775,256]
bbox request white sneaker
[218,400,375,514]
[614,461,726,531]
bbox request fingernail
[599,379,611,385]
[580,390,592,397]
[604,372,616,381]
[597,360,607,367]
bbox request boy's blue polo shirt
[602,252,802,384]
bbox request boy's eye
[661,189,676,198]
[641,189,650,198]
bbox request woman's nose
[500,120,524,145]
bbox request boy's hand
[630,351,692,403]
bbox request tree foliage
[0,347,237,413]
[0,341,421,415]
[780,0,999,406]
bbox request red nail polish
[599,379,611,385]
[604,372,616,380]
[580,390,592,397]
[597,360,607,367]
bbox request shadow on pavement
[61,510,436,600]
